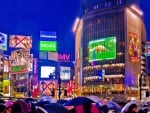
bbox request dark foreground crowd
[0,96,149,113]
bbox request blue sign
[0,32,7,51]
[40,31,57,41]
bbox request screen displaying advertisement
[60,66,71,80]
[40,41,57,52]
[0,32,7,50]
[88,37,116,61]
[9,35,32,49]
[128,32,140,62]
[40,66,55,78]
[10,49,30,66]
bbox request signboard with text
[40,41,57,52]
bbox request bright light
[126,8,137,19]
[72,18,80,32]
[131,5,143,16]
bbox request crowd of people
[0,96,150,113]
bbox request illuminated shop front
[9,49,33,97]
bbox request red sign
[67,80,73,95]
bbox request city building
[73,18,83,96]
[78,0,147,98]
[146,41,150,73]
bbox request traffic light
[146,91,149,97]
[51,89,55,97]
[64,89,67,96]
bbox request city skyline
[0,0,149,57]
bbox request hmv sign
[58,53,71,62]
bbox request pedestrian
[126,104,137,113]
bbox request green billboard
[40,41,57,52]
[88,36,116,61]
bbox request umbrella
[4,100,14,108]
[15,100,31,113]
[111,95,127,103]
[36,106,49,113]
[87,95,101,103]
[106,101,121,113]
[24,98,37,103]
[57,99,68,105]
[40,96,57,103]
[35,101,51,107]
[75,104,100,113]
[121,100,143,113]
[64,97,94,106]
[42,103,69,113]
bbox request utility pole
[57,62,61,101]
[139,72,144,100]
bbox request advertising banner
[60,66,71,80]
[40,41,57,52]
[31,75,39,98]
[40,31,57,39]
[128,32,140,62]
[88,36,116,62]
[9,49,32,73]
[0,32,7,50]
[40,81,55,96]
[3,79,10,94]
[9,35,32,49]
[3,60,9,73]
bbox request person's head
[0,104,6,113]
[128,104,137,112]
[11,102,23,113]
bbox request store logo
[58,54,70,62]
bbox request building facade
[81,0,146,98]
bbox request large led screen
[88,37,116,61]
[9,35,32,49]
[41,66,55,78]
[60,66,70,80]
[40,41,57,52]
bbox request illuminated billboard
[9,49,32,73]
[60,66,71,80]
[40,41,57,52]
[40,66,56,78]
[9,35,32,49]
[88,37,116,61]
[128,32,140,62]
[40,31,57,39]
[0,32,7,50]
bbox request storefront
[9,49,33,97]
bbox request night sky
[0,0,149,61]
